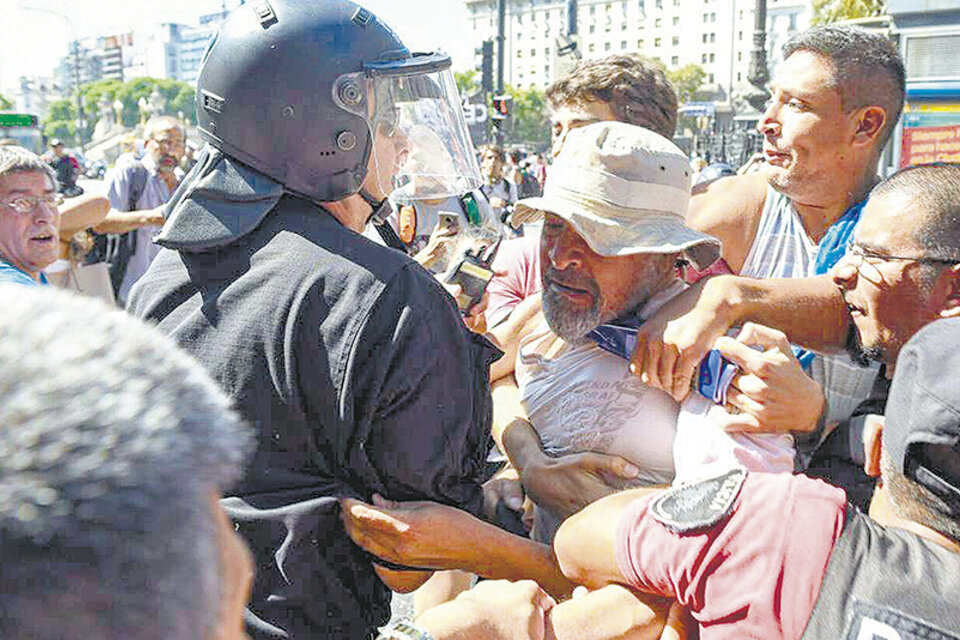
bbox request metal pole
[747,0,768,90]
[742,0,769,112]
[495,0,506,146]
[73,40,85,147]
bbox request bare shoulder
[686,171,769,273]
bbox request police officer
[554,317,960,638]
[127,1,497,638]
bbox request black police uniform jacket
[128,191,498,639]
[802,508,960,639]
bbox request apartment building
[465,0,810,103]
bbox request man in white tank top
[630,25,906,474]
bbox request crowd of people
[2,1,959,639]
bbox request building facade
[465,0,811,103]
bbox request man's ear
[863,416,884,478]
[938,263,960,318]
[852,106,887,147]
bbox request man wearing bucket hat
[556,316,960,639]
[495,122,813,540]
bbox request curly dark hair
[546,54,678,138]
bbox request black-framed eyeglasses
[845,243,960,282]
[0,194,64,215]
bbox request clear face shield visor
[333,53,482,201]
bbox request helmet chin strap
[358,187,392,226]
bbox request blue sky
[0,0,474,94]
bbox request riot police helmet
[195,0,480,206]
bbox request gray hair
[143,115,185,141]
[0,286,252,640]
[871,163,960,266]
[0,145,58,189]
[783,25,905,149]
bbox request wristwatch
[376,619,436,640]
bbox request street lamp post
[744,0,770,112]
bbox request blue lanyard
[793,197,867,369]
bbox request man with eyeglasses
[0,145,62,286]
[93,115,185,303]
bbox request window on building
[709,52,714,62]
[701,53,707,63]
[672,16,679,25]
[737,51,742,61]
[710,12,716,21]
[517,31,522,39]
[606,2,612,10]
[702,13,708,22]
[590,5,596,14]
[589,43,596,52]
[702,33,708,43]
[654,37,661,46]
[737,72,742,82]
[655,17,661,26]
[739,9,744,18]
[622,22,628,30]
[517,50,523,57]
[738,30,743,40]
[710,33,715,43]
[545,64,550,73]
[545,47,550,55]
[590,24,595,33]
[673,0,680,5]
[708,73,714,82]
[671,55,679,64]
[672,36,678,45]
[655,0,662,9]
[605,41,612,51]
[621,40,627,49]
[531,48,535,56]
[638,38,645,48]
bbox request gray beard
[541,261,667,343]
[542,283,602,343]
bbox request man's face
[540,212,669,341]
[0,171,60,278]
[210,493,253,640]
[481,149,502,180]
[363,124,410,200]
[550,100,618,158]
[52,144,65,157]
[832,192,946,367]
[758,50,858,201]
[145,124,186,175]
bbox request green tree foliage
[503,85,550,148]
[42,99,77,142]
[0,93,13,111]
[42,77,195,144]
[666,63,708,105]
[455,70,480,97]
[812,0,884,25]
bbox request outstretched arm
[341,494,575,598]
[631,273,847,403]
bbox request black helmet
[196,0,480,203]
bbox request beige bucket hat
[514,121,721,270]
